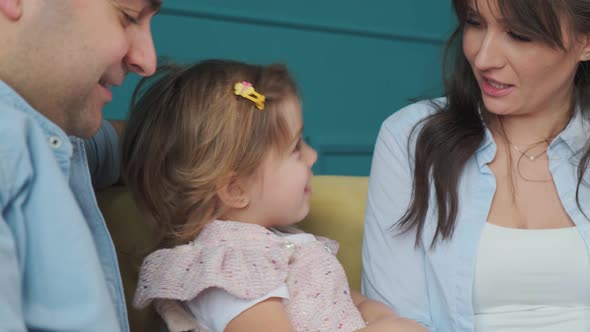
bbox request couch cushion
[298,176,368,291]
[96,186,161,332]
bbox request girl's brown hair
[122,60,298,246]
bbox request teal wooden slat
[104,2,455,175]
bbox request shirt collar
[474,127,496,169]
[0,79,72,156]
[552,106,587,154]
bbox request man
[0,0,161,331]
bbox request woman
[362,0,590,331]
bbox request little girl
[122,60,426,332]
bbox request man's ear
[216,172,250,209]
[0,0,22,21]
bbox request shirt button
[49,136,62,149]
[284,242,295,250]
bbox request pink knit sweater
[134,220,366,332]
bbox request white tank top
[473,223,590,331]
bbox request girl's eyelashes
[293,138,302,152]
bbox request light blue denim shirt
[0,80,128,332]
[362,99,590,332]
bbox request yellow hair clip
[234,81,266,110]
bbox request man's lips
[98,79,110,89]
[99,78,123,89]
[98,80,115,102]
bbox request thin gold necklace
[506,139,548,161]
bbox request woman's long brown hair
[398,0,590,247]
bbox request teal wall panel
[104,1,455,175]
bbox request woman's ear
[216,172,250,209]
[0,0,22,21]
[578,34,590,62]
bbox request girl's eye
[293,137,303,153]
[507,31,531,42]
[293,138,302,153]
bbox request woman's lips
[480,76,514,97]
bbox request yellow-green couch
[97,175,368,332]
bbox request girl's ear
[0,0,22,21]
[216,172,250,209]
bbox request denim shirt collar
[0,80,73,174]
[474,127,496,170]
[553,107,587,154]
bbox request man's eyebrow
[146,0,162,13]
[150,0,162,11]
[132,0,161,17]
[116,1,161,16]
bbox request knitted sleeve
[134,221,296,309]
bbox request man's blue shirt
[0,80,128,332]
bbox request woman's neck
[488,102,573,145]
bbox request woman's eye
[465,17,481,27]
[507,31,531,42]
[464,9,481,27]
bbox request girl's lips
[480,76,514,97]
